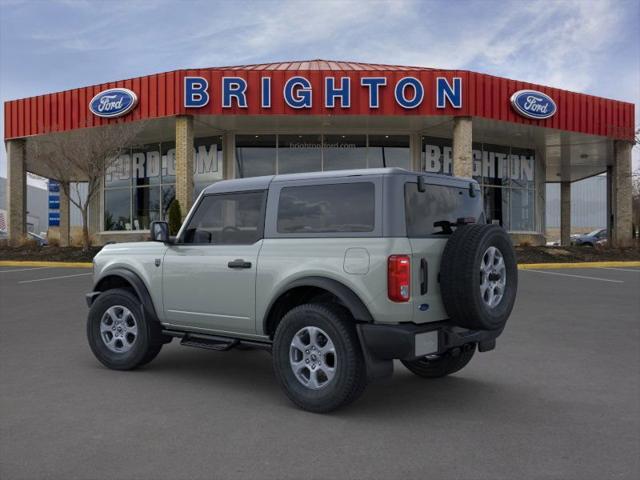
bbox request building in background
[3,60,635,246]
[0,177,48,235]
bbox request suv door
[162,190,266,335]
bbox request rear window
[277,183,375,234]
[405,183,480,236]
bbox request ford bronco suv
[86,168,517,412]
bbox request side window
[182,191,265,245]
[277,182,375,234]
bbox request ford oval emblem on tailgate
[89,88,138,118]
[510,89,556,120]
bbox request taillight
[388,255,411,302]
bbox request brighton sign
[510,89,557,120]
[183,76,464,110]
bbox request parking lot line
[523,269,624,283]
[0,266,53,273]
[598,267,640,273]
[18,272,93,284]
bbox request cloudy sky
[1,0,638,179]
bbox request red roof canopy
[4,59,635,141]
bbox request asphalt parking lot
[1,265,639,480]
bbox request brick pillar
[6,139,27,245]
[222,133,236,180]
[560,181,571,246]
[410,133,422,172]
[610,141,633,247]
[175,115,194,219]
[59,181,70,247]
[452,116,473,177]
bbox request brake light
[388,255,411,302]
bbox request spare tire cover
[439,224,517,330]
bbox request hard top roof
[201,168,473,195]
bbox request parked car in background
[27,231,48,246]
[571,229,607,247]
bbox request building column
[59,182,70,247]
[452,117,473,177]
[560,181,571,246]
[175,115,194,219]
[222,133,236,180]
[6,139,27,245]
[610,141,633,247]
[410,133,422,172]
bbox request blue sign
[510,90,556,120]
[48,181,60,193]
[49,198,60,210]
[48,212,60,227]
[89,88,138,118]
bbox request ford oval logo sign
[89,88,138,118]
[510,90,556,120]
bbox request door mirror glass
[150,221,170,243]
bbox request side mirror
[150,221,170,243]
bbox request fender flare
[262,276,374,334]
[91,268,158,320]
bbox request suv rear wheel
[401,344,475,378]
[272,303,367,413]
[87,288,165,370]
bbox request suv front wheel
[87,288,165,370]
[272,303,367,413]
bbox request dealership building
[3,60,635,246]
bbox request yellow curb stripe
[0,260,92,268]
[518,261,640,269]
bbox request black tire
[87,288,165,370]
[272,303,367,413]
[440,224,517,331]
[401,344,475,378]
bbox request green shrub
[168,200,182,236]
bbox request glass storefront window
[236,135,277,178]
[131,143,162,187]
[483,186,508,228]
[322,134,367,171]
[423,136,538,232]
[132,186,160,230]
[368,135,410,170]
[509,146,535,189]
[161,185,176,220]
[161,141,176,184]
[509,188,535,231]
[105,153,131,188]
[104,188,131,231]
[278,134,323,174]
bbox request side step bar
[162,329,271,352]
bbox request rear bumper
[357,321,502,363]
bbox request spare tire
[440,224,517,331]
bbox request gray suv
[86,168,517,412]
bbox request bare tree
[27,121,143,250]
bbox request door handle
[420,258,428,295]
[228,259,252,269]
